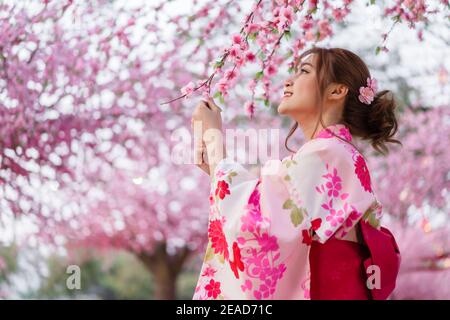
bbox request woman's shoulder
[295,135,356,161]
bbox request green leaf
[282,199,294,209]
[284,30,292,40]
[214,91,225,104]
[255,71,264,80]
[368,213,380,228]
[264,99,269,107]
[214,60,224,69]
[375,46,381,55]
[363,206,380,228]
[290,207,304,227]
[284,50,293,59]
[248,32,258,41]
[284,175,291,181]
[362,207,371,221]
[204,242,214,262]
[227,171,237,184]
[370,0,375,5]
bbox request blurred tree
[33,250,155,299]
[0,244,19,298]
[387,220,450,299]
[0,0,448,300]
[29,249,201,299]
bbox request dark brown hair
[285,46,402,155]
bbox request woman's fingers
[192,101,210,122]
[202,100,212,110]
[199,99,212,111]
[193,99,221,123]
[193,139,205,164]
[204,97,222,112]
[194,145,203,164]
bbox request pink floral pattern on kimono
[193,123,383,300]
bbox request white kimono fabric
[193,123,383,300]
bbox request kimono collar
[314,123,352,142]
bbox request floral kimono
[192,123,398,300]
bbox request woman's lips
[283,93,293,98]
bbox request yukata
[192,123,400,300]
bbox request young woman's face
[278,53,319,118]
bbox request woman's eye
[295,68,308,76]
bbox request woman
[191,47,401,300]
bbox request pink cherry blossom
[181,81,196,97]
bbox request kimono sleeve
[281,140,380,244]
[210,156,289,226]
[210,157,260,221]
[206,156,304,299]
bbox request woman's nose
[284,79,293,88]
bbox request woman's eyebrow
[300,62,314,68]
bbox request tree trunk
[137,242,192,300]
[151,258,177,300]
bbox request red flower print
[302,229,313,245]
[311,218,322,231]
[354,155,372,192]
[205,279,221,299]
[208,219,229,260]
[229,241,244,279]
[301,218,322,246]
[215,180,230,200]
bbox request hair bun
[366,89,401,154]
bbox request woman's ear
[328,83,348,101]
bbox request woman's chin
[277,103,289,115]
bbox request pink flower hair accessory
[358,76,378,105]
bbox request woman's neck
[299,121,342,141]
[298,112,343,141]
[299,121,324,141]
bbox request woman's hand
[191,97,225,176]
[192,97,222,131]
[192,139,210,175]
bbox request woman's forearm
[204,128,226,178]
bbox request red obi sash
[309,220,401,300]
